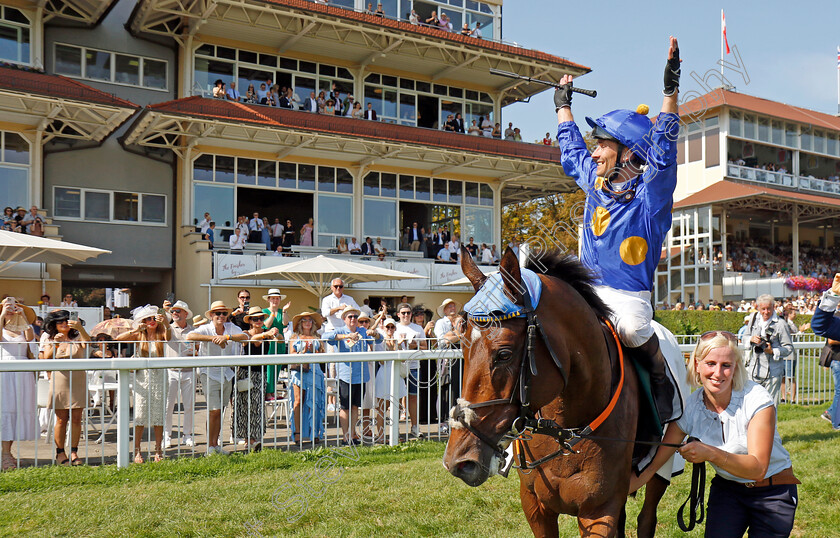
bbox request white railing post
[117,369,131,468]
[389,357,400,446]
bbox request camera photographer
[742,294,793,406]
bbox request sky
[501,0,840,142]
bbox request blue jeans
[828,361,840,429]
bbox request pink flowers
[785,276,831,292]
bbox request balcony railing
[727,163,840,196]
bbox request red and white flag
[722,10,731,55]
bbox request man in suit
[360,237,375,255]
[278,91,292,109]
[453,113,466,133]
[365,103,378,121]
[408,222,423,251]
[303,91,319,113]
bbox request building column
[491,181,502,252]
[792,203,800,274]
[182,147,193,227]
[31,132,43,207]
[720,207,728,271]
[181,35,194,98]
[352,166,365,242]
[32,8,44,69]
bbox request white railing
[0,340,460,469]
[727,163,840,196]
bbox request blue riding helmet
[585,105,653,162]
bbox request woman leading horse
[444,247,643,537]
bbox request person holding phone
[230,289,251,330]
[41,310,90,466]
[1,298,38,470]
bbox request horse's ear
[460,245,486,292]
[499,247,523,302]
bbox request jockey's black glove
[663,46,681,96]
[554,83,573,112]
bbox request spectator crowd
[2,206,44,236]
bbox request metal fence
[0,335,835,470]
[0,338,460,469]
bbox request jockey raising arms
[555,37,682,423]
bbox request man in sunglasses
[554,37,682,425]
[320,278,359,332]
[188,300,248,455]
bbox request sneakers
[439,422,450,436]
[206,445,228,456]
[163,435,172,449]
[410,425,424,439]
[821,411,832,423]
[184,437,195,447]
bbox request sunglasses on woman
[699,331,738,343]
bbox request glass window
[757,118,769,142]
[399,175,414,199]
[298,164,316,191]
[364,172,379,196]
[801,129,812,152]
[217,46,235,60]
[0,20,29,64]
[3,132,29,165]
[415,177,430,201]
[193,154,213,182]
[84,191,110,221]
[113,192,139,222]
[448,180,462,204]
[299,60,316,74]
[704,116,719,128]
[194,183,234,228]
[237,158,256,185]
[828,135,839,157]
[257,160,275,187]
[433,179,447,202]
[785,124,797,148]
[54,186,80,218]
[364,198,397,238]
[336,169,353,194]
[380,173,397,198]
[318,166,335,192]
[114,54,140,86]
[278,162,296,190]
[464,206,492,244]
[743,114,755,139]
[479,183,493,206]
[317,194,352,242]
[143,59,167,90]
[55,44,82,76]
[215,156,235,183]
[258,54,276,68]
[0,165,26,207]
[85,50,111,81]
[239,50,257,64]
[814,131,826,154]
[729,112,741,137]
[465,182,479,205]
[771,120,783,146]
[194,57,234,96]
[365,85,383,116]
[399,93,416,125]
[383,89,398,120]
[142,194,166,223]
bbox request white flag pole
[721,10,725,80]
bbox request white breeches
[594,285,654,348]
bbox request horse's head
[443,246,530,486]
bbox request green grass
[1,406,838,537]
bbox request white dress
[134,347,167,427]
[1,329,38,440]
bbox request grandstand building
[660,88,840,306]
[0,0,589,310]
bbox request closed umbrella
[90,318,134,339]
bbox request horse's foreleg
[520,485,559,538]
[577,500,625,538]
[636,474,668,538]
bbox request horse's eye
[494,349,513,362]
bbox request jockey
[554,37,682,424]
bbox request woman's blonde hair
[138,322,166,357]
[687,333,747,391]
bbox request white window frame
[53,186,167,226]
[53,42,168,91]
[0,7,31,66]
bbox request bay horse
[443,246,648,537]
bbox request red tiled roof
[144,96,563,162]
[674,180,840,209]
[0,65,137,108]
[679,89,840,132]
[262,0,590,72]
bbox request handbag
[399,360,408,379]
[819,343,840,368]
[37,379,51,408]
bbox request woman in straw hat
[261,289,290,402]
[373,317,406,441]
[0,298,38,470]
[236,307,278,451]
[117,305,171,463]
[289,311,326,444]
[42,308,90,466]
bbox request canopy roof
[0,230,111,273]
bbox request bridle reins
[451,278,627,470]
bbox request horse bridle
[451,280,626,470]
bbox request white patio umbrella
[0,230,110,273]
[232,254,427,297]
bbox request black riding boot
[631,334,675,424]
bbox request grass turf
[0,405,838,537]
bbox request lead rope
[677,437,705,532]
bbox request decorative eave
[0,65,138,143]
[122,96,575,203]
[19,0,118,26]
[127,0,590,105]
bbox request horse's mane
[525,251,613,320]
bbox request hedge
[653,311,813,335]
